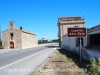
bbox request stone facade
[22,31,38,49]
[2,21,38,49]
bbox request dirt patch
[33,49,91,75]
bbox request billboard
[67,27,86,37]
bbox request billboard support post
[80,37,82,62]
[67,27,86,63]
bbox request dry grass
[33,49,91,75]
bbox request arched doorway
[10,41,14,49]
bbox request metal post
[80,37,82,62]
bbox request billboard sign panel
[67,27,86,37]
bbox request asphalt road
[0,43,58,75]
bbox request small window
[74,26,78,27]
[76,38,80,47]
[10,33,13,37]
[11,28,12,30]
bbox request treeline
[52,39,59,43]
[38,39,59,44]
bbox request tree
[38,40,42,44]
[0,41,2,46]
[52,39,59,43]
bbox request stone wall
[2,21,38,49]
[22,32,38,49]
[14,29,22,49]
[2,28,22,49]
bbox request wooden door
[10,41,14,48]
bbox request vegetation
[0,41,2,46]
[57,49,100,75]
[52,39,59,43]
[35,48,100,75]
[67,57,73,61]
[38,39,59,44]
[38,40,52,44]
[0,46,4,49]
[34,49,88,75]
[88,58,100,75]
[0,41,4,49]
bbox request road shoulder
[33,49,89,75]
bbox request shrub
[0,41,2,46]
[88,58,100,75]
[0,46,4,49]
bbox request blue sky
[0,0,100,40]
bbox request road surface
[0,43,58,75]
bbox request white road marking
[0,48,52,70]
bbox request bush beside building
[0,41,4,49]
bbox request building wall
[61,24,87,46]
[58,17,85,47]
[82,48,100,60]
[60,25,62,41]
[2,28,22,49]
[62,35,100,61]
[22,32,38,49]
[62,34,77,50]
[61,19,86,52]
[2,21,38,49]
[62,24,85,36]
[62,35,67,48]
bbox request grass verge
[33,49,99,75]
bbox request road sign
[67,27,86,62]
[67,27,86,37]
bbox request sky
[0,0,100,40]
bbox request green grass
[0,46,4,49]
[43,66,48,69]
[63,54,66,57]
[72,64,76,66]
[49,56,51,58]
[67,58,73,61]
[78,71,82,75]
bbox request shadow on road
[45,46,59,48]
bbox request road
[0,43,58,75]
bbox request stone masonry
[2,21,38,49]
